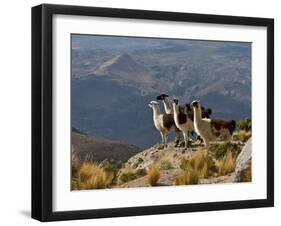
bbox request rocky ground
[115,138,251,188]
[72,134,252,190]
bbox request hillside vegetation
[72,123,252,190]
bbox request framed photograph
[32,4,274,221]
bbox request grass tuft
[72,162,114,190]
[175,149,216,185]
[147,165,160,186]
[216,151,236,176]
[174,168,199,185]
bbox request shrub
[147,165,160,186]
[216,151,236,175]
[237,118,251,131]
[154,143,165,150]
[100,159,123,184]
[101,159,123,173]
[118,167,138,184]
[72,162,114,190]
[160,160,173,170]
[210,141,241,160]
[160,157,174,170]
[136,168,147,177]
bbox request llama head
[191,100,201,109]
[156,94,169,100]
[148,101,159,108]
[172,98,179,106]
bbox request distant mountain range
[71,35,251,148]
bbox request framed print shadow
[32,4,274,222]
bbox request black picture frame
[32,3,274,222]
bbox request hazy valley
[72,35,251,148]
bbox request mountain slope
[72,130,141,162]
[93,53,154,88]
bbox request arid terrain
[72,120,252,190]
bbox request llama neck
[163,98,172,113]
[193,107,202,123]
[172,104,180,115]
[152,105,161,118]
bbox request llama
[180,104,212,143]
[172,98,194,149]
[185,103,212,142]
[191,100,236,149]
[148,101,180,148]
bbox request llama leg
[160,131,165,147]
[164,133,168,148]
[174,129,180,145]
[183,131,188,149]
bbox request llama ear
[156,95,162,100]
[206,108,212,115]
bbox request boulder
[235,137,252,182]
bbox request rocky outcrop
[125,144,197,171]
[235,137,252,182]
[118,140,250,187]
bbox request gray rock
[235,137,252,182]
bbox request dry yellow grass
[189,149,209,178]
[175,149,213,185]
[238,130,252,142]
[72,162,114,190]
[147,165,160,186]
[216,151,236,175]
[174,168,199,185]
